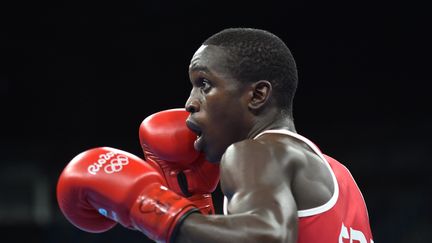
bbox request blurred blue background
[0,1,431,242]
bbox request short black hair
[203,28,298,116]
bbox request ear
[248,80,272,110]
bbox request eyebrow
[190,65,210,73]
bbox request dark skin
[177,45,334,243]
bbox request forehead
[189,45,229,73]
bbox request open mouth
[186,119,201,135]
[186,119,204,151]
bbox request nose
[185,91,200,113]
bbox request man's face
[185,45,251,163]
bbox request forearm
[174,211,291,243]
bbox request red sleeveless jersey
[276,130,374,243]
[297,154,374,243]
[224,130,374,242]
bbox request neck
[247,108,296,139]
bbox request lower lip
[194,136,204,151]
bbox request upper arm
[220,140,299,241]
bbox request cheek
[204,95,226,117]
[203,89,247,135]
[207,99,244,135]
[207,91,244,115]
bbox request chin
[205,151,222,163]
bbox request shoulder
[222,134,309,170]
[219,136,308,195]
[222,139,271,166]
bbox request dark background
[1,1,431,242]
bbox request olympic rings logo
[104,155,129,174]
[88,152,130,175]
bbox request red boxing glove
[139,108,220,214]
[56,147,199,242]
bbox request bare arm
[175,140,299,243]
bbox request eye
[199,78,212,93]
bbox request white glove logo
[104,155,129,174]
[88,151,129,175]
